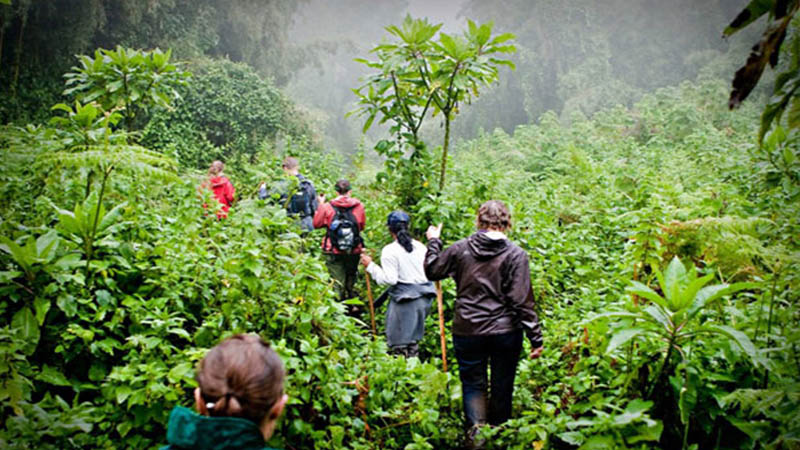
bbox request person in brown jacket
[424,200,543,449]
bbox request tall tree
[354,15,516,194]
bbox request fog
[284,0,755,153]
[0,0,759,153]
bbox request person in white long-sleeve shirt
[360,211,435,357]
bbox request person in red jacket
[312,179,366,303]
[201,160,235,219]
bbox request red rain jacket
[203,176,235,218]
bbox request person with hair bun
[162,334,288,450]
[424,200,543,449]
[360,211,435,357]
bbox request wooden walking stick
[365,272,377,339]
[435,280,448,372]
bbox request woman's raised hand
[426,223,443,240]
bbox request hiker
[423,200,543,448]
[312,179,365,304]
[201,160,235,219]
[162,334,288,450]
[259,157,318,232]
[360,211,435,357]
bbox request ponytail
[197,334,285,424]
[206,391,243,417]
[390,221,414,253]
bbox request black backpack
[327,205,362,253]
[288,178,315,217]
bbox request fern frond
[722,384,800,418]
[35,144,180,183]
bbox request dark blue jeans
[453,330,524,427]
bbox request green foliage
[353,15,517,199]
[727,0,800,193]
[1,34,799,450]
[63,46,189,132]
[141,58,311,169]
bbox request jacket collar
[164,406,270,450]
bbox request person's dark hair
[334,179,351,194]
[477,200,511,231]
[196,334,285,424]
[387,211,413,253]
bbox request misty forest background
[1,1,799,449]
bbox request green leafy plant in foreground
[590,256,762,447]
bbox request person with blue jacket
[162,334,288,450]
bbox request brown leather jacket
[424,232,543,348]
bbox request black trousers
[453,330,524,427]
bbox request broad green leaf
[626,281,668,309]
[116,386,133,404]
[579,435,616,450]
[680,272,715,310]
[98,202,127,233]
[489,32,516,46]
[34,297,50,325]
[703,324,763,367]
[0,236,31,269]
[582,311,640,324]
[57,294,78,318]
[12,307,39,355]
[606,327,648,354]
[679,381,697,425]
[629,421,663,443]
[168,362,193,384]
[35,230,60,262]
[687,282,757,320]
[36,365,71,386]
[0,271,22,283]
[724,0,773,37]
[558,431,584,446]
[663,256,688,307]
[54,253,83,270]
[642,304,672,331]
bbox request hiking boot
[465,424,487,450]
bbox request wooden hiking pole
[435,281,448,372]
[365,272,377,339]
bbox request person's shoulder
[505,241,529,259]
[382,241,401,256]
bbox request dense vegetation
[1,1,799,449]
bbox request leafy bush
[141,57,313,169]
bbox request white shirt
[366,239,429,286]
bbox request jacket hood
[466,231,509,260]
[164,406,267,450]
[330,195,360,208]
[209,176,229,188]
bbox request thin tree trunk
[439,114,451,191]
[11,13,24,96]
[0,25,5,75]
